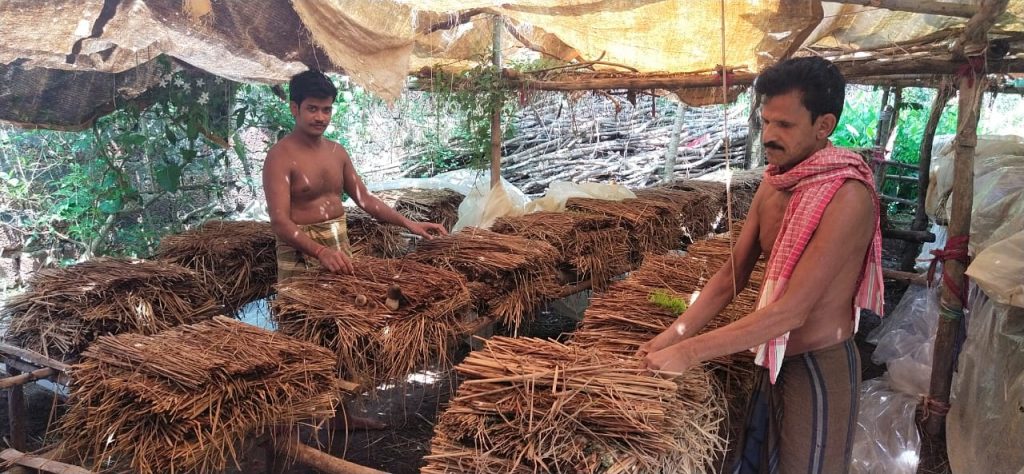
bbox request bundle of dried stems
[491,212,632,291]
[408,228,560,332]
[272,256,472,387]
[423,337,724,474]
[154,220,277,313]
[346,209,408,258]
[1,258,221,360]
[374,187,464,230]
[565,197,681,261]
[58,316,341,474]
[633,187,724,242]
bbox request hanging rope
[720,0,738,299]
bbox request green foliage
[649,289,688,314]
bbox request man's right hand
[636,321,688,359]
[316,247,354,274]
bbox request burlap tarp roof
[2,0,1023,129]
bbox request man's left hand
[406,221,448,240]
[641,343,697,378]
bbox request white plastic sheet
[524,181,635,213]
[450,172,530,231]
[966,230,1024,308]
[948,287,1024,474]
[926,135,1024,222]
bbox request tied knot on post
[927,235,971,305]
[920,395,951,421]
[954,55,986,88]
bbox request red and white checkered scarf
[754,143,884,384]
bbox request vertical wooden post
[743,93,763,169]
[7,366,26,451]
[489,15,504,189]
[923,73,986,437]
[900,80,954,271]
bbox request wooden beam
[880,194,916,206]
[0,343,71,373]
[878,160,918,171]
[278,440,387,474]
[0,449,94,474]
[923,73,987,438]
[882,268,930,286]
[882,228,936,243]
[828,0,977,18]
[7,367,26,452]
[0,367,56,390]
[3,357,71,386]
[952,0,1011,58]
[901,80,955,271]
[884,174,919,183]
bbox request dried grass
[375,187,463,230]
[154,220,277,313]
[407,228,561,332]
[271,256,472,388]
[346,209,408,258]
[423,337,725,474]
[565,197,681,261]
[58,316,341,474]
[633,187,724,242]
[491,212,633,291]
[0,258,221,361]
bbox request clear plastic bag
[524,181,635,213]
[867,284,940,396]
[850,376,922,474]
[451,172,530,231]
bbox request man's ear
[817,113,838,139]
[289,101,299,117]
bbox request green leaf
[845,124,860,138]
[154,163,182,192]
[186,119,199,141]
[98,197,123,214]
[181,148,197,164]
[235,106,248,129]
[165,127,178,145]
[233,133,248,166]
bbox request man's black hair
[754,57,846,131]
[289,70,337,106]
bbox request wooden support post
[828,0,978,17]
[900,80,954,271]
[7,367,27,452]
[277,440,387,474]
[489,15,504,189]
[744,93,763,169]
[923,72,987,438]
[0,449,94,474]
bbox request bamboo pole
[882,268,930,286]
[0,366,56,389]
[829,0,977,18]
[873,87,894,185]
[663,102,686,181]
[900,80,954,271]
[922,73,987,438]
[952,0,1010,58]
[0,449,94,474]
[278,440,387,474]
[4,357,70,386]
[489,15,504,189]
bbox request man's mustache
[764,141,784,151]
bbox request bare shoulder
[822,180,875,239]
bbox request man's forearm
[675,261,753,338]
[677,303,801,364]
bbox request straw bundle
[154,220,277,313]
[58,316,342,474]
[633,187,724,241]
[375,187,464,230]
[272,256,472,387]
[565,197,681,261]
[0,258,221,360]
[408,228,561,332]
[423,337,725,474]
[491,212,633,291]
[346,208,408,258]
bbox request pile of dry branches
[0,258,221,360]
[565,197,681,261]
[667,169,763,222]
[346,188,465,258]
[154,220,277,313]
[633,186,725,242]
[58,316,342,474]
[375,187,464,230]
[408,228,561,332]
[346,209,408,258]
[491,212,632,291]
[423,337,724,474]
[272,256,472,388]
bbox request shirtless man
[638,57,883,473]
[263,70,447,430]
[263,69,446,280]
